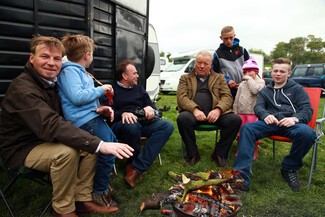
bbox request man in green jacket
[0,35,133,217]
[177,51,241,167]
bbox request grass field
[1,92,325,217]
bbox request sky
[149,0,325,55]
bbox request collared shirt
[117,81,133,89]
[40,76,57,87]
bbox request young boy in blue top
[57,34,120,210]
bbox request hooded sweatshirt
[254,79,313,123]
[57,62,105,127]
[212,38,249,83]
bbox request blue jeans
[111,119,174,173]
[80,116,117,194]
[232,120,316,187]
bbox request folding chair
[0,156,52,217]
[181,124,220,159]
[268,87,322,188]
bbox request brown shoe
[124,164,141,188]
[75,201,118,215]
[52,209,78,217]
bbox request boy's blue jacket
[57,62,105,127]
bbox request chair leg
[158,153,162,166]
[0,189,14,217]
[272,140,276,161]
[306,143,318,189]
[113,164,117,175]
[40,201,52,217]
[181,139,186,160]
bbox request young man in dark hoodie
[212,26,249,98]
[232,58,315,192]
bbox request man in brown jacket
[177,51,241,167]
[0,36,133,217]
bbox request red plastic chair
[268,87,322,188]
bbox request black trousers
[177,111,242,159]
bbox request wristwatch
[292,117,299,124]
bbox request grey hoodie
[254,79,313,123]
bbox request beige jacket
[177,71,233,114]
[233,76,265,114]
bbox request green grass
[1,93,325,217]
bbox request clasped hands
[193,107,221,123]
[264,115,296,127]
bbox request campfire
[140,170,243,217]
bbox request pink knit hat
[242,56,259,72]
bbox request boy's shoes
[92,192,118,207]
[281,168,301,192]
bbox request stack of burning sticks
[140,170,243,217]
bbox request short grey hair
[196,51,212,60]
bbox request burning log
[140,191,172,211]
[180,178,228,202]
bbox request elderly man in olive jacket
[177,50,241,167]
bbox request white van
[160,57,170,72]
[146,24,161,99]
[159,49,214,94]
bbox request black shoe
[185,154,201,166]
[281,168,301,192]
[211,153,228,167]
[231,174,250,192]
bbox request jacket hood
[61,61,85,71]
[219,38,240,50]
[266,78,296,91]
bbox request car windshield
[291,66,324,77]
[164,59,190,72]
[292,67,308,77]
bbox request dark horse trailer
[0,0,160,105]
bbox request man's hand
[121,112,138,124]
[277,117,296,127]
[207,108,221,123]
[96,106,114,122]
[143,106,155,120]
[263,115,279,125]
[99,142,134,159]
[193,108,207,121]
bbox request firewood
[180,178,228,202]
[140,191,171,211]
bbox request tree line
[161,35,325,70]
[250,35,325,68]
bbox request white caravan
[159,49,214,94]
[146,24,161,100]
